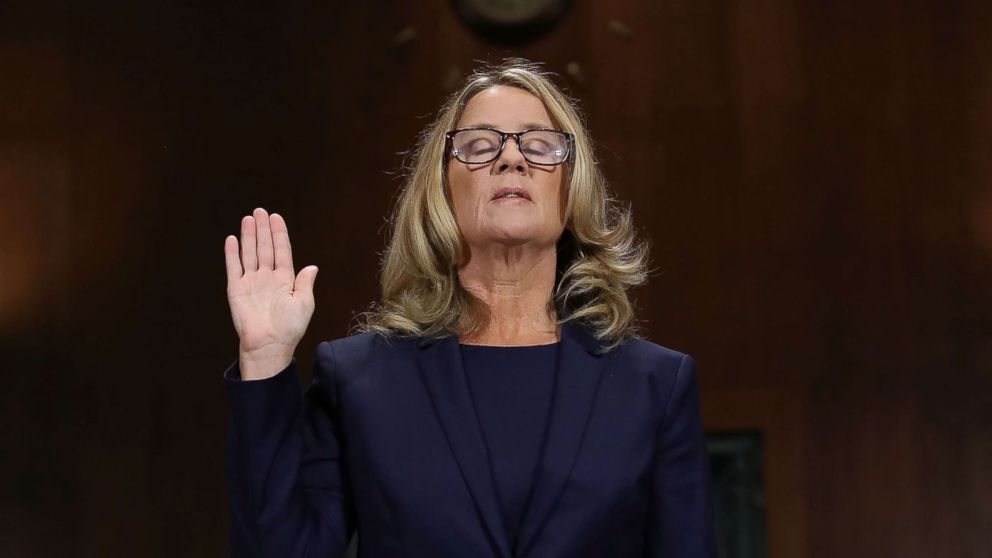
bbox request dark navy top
[458,341,560,550]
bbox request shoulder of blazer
[318,331,419,384]
[611,335,688,370]
[612,336,693,396]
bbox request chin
[485,225,557,247]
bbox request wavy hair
[353,58,650,351]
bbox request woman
[223,59,716,558]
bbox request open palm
[224,208,318,362]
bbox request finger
[270,213,295,272]
[254,207,274,270]
[224,235,243,284]
[295,265,318,297]
[241,215,258,272]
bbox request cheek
[446,169,484,227]
[446,168,467,206]
[541,173,568,223]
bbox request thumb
[295,265,318,296]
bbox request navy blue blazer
[223,320,716,558]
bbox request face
[446,85,568,252]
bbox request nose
[494,135,527,175]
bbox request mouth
[491,187,532,201]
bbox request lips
[491,187,531,201]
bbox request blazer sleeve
[644,354,718,558]
[223,341,357,558]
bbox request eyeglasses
[445,127,575,166]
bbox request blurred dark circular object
[450,0,575,45]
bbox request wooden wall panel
[1,0,989,556]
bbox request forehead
[457,85,554,129]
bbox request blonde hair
[353,58,649,351]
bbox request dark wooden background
[2,1,989,556]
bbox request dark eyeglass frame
[444,127,576,167]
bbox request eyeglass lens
[451,129,569,165]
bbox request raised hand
[224,208,318,380]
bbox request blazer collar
[415,320,608,558]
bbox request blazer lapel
[513,321,607,558]
[415,320,608,558]
[416,334,514,558]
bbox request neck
[457,242,559,346]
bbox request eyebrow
[464,122,555,130]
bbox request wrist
[238,343,295,380]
